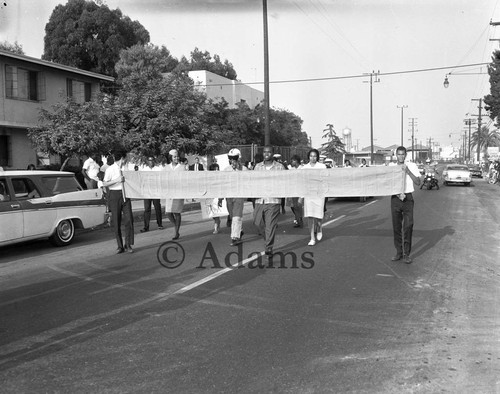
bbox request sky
[1,0,500,152]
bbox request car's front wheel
[49,219,75,246]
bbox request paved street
[1,178,500,393]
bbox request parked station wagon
[0,171,107,247]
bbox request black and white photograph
[1,0,500,392]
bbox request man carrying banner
[222,148,248,246]
[253,146,285,257]
[103,151,134,254]
[391,146,421,264]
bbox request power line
[199,61,491,87]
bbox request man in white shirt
[103,151,134,254]
[82,155,100,189]
[140,156,163,233]
[391,146,421,264]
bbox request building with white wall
[188,70,263,109]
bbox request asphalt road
[1,177,499,393]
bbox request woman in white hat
[222,148,247,246]
[164,149,185,239]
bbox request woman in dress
[165,149,185,240]
[300,149,327,246]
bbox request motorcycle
[420,172,439,190]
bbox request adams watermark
[157,241,315,269]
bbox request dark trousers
[391,193,414,256]
[109,189,134,249]
[254,203,280,252]
[143,199,162,229]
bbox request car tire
[465,182,471,187]
[49,219,75,246]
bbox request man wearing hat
[222,148,248,246]
[140,156,164,233]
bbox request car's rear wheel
[49,219,75,246]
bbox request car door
[0,177,24,244]
[11,176,57,238]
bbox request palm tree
[470,126,500,159]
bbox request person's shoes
[158,226,164,230]
[404,255,413,264]
[230,238,241,246]
[125,245,134,253]
[316,231,323,241]
[116,247,124,254]
[140,228,149,233]
[391,254,402,261]
[172,233,180,240]
[293,220,299,227]
[265,248,273,256]
[308,239,316,246]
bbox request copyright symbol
[157,241,185,269]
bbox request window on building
[5,65,45,101]
[0,135,11,168]
[67,78,92,103]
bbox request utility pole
[471,98,483,163]
[263,0,270,146]
[364,71,380,165]
[464,117,474,163]
[397,105,408,147]
[409,117,417,161]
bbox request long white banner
[123,166,405,199]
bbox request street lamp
[443,75,450,88]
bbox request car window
[40,176,82,195]
[11,178,41,199]
[0,179,10,202]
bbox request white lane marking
[376,274,394,277]
[173,252,265,295]
[322,215,346,227]
[359,200,378,208]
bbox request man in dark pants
[391,146,421,264]
[140,156,163,233]
[103,151,134,254]
[253,146,284,258]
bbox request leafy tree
[320,124,345,157]
[117,72,223,161]
[268,107,308,147]
[27,95,119,170]
[42,0,149,76]
[222,102,261,145]
[0,40,24,54]
[176,47,237,80]
[484,50,500,127]
[115,43,179,87]
[470,125,500,157]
